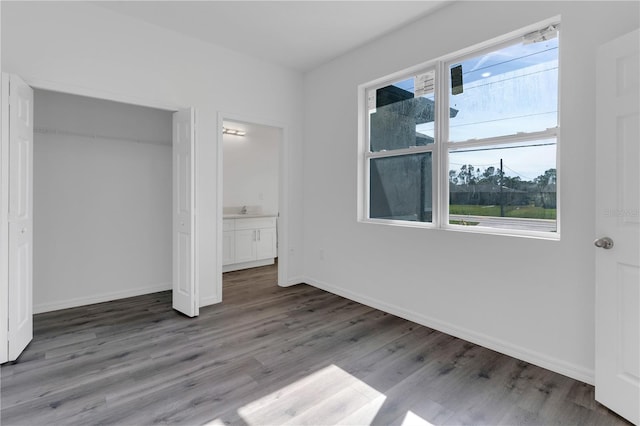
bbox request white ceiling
[95,1,453,72]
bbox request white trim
[361,217,437,230]
[447,129,558,150]
[357,85,368,221]
[360,216,559,241]
[444,221,560,241]
[554,35,564,238]
[284,276,305,287]
[436,60,447,228]
[216,113,224,302]
[192,107,200,316]
[216,111,290,300]
[366,145,435,160]
[223,258,274,273]
[358,17,561,239]
[23,78,201,316]
[23,77,180,112]
[33,282,172,314]
[304,276,594,385]
[0,7,5,365]
[0,74,10,363]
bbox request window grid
[362,23,560,238]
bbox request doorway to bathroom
[218,117,285,297]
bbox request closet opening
[33,89,175,314]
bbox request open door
[172,108,198,317]
[1,74,34,362]
[595,29,639,425]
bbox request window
[362,22,560,237]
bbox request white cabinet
[222,231,235,265]
[222,219,236,266]
[255,227,277,260]
[234,229,257,263]
[222,216,277,272]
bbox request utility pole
[499,158,505,217]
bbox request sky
[393,36,559,180]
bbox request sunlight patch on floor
[203,419,226,426]
[401,410,436,426]
[235,364,386,425]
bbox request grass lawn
[449,204,556,220]
[449,219,480,226]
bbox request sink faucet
[240,205,248,214]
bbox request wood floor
[1,265,630,426]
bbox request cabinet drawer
[223,219,235,231]
[234,217,276,230]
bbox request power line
[455,66,558,93]
[461,46,558,75]
[451,141,556,153]
[449,161,499,168]
[448,160,549,182]
[503,164,537,181]
[449,111,557,130]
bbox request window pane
[449,140,556,232]
[369,76,436,152]
[449,38,559,142]
[370,153,432,222]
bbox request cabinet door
[235,229,256,263]
[256,227,277,260]
[222,231,235,265]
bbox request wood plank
[1,264,631,425]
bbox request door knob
[594,237,614,249]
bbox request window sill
[358,218,561,241]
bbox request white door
[172,108,198,317]
[595,28,639,425]
[1,74,34,361]
[255,227,277,260]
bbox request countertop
[223,213,278,219]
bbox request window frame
[358,18,561,240]
[363,65,440,228]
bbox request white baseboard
[281,276,305,287]
[33,282,171,314]
[303,276,595,385]
[223,258,274,273]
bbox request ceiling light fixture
[223,127,246,136]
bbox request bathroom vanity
[223,214,277,272]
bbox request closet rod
[34,127,171,147]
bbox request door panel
[0,73,7,364]
[234,229,256,263]
[172,108,198,317]
[222,231,235,265]
[255,227,277,260]
[619,264,639,381]
[6,74,33,361]
[595,29,640,425]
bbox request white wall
[1,1,306,305]
[32,90,172,313]
[302,1,639,383]
[223,121,280,215]
[6,0,636,385]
